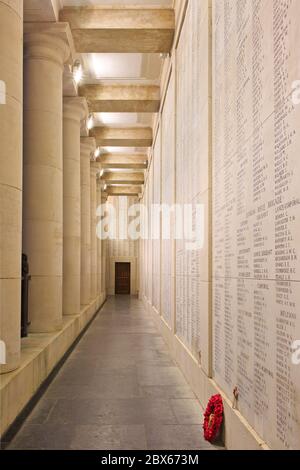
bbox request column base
[0,354,20,375]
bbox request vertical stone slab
[212,0,300,449]
[0,0,23,372]
[90,162,98,300]
[63,97,88,315]
[174,0,211,370]
[96,178,102,298]
[161,70,175,329]
[80,138,95,305]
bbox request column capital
[24,22,75,67]
[64,97,89,123]
[63,67,78,97]
[24,33,70,69]
[80,137,96,159]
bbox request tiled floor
[7,296,222,450]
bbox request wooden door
[115,262,131,295]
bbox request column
[80,138,95,306]
[90,162,98,301]
[23,32,70,332]
[63,97,88,315]
[101,194,108,298]
[96,178,102,301]
[0,1,23,373]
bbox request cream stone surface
[23,31,69,333]
[0,0,23,373]
[90,127,153,148]
[99,153,148,170]
[107,185,142,196]
[0,295,105,436]
[96,180,102,299]
[80,138,95,305]
[2,0,300,452]
[90,162,98,301]
[102,172,144,185]
[212,0,300,449]
[59,6,175,53]
[79,84,160,113]
[63,97,88,315]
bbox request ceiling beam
[24,0,61,22]
[90,127,152,147]
[107,185,142,197]
[102,172,144,185]
[99,154,148,170]
[59,7,175,53]
[79,85,160,113]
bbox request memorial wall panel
[161,71,175,327]
[175,0,210,361]
[147,162,153,304]
[212,0,300,449]
[152,128,161,312]
[144,183,150,301]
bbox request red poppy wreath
[203,394,224,443]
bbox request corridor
[1,0,300,452]
[6,297,220,451]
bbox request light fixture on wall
[73,60,83,84]
[104,184,107,191]
[87,113,94,130]
[94,146,101,158]
[160,53,170,60]
[100,169,104,177]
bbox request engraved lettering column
[23,32,70,332]
[63,98,88,315]
[0,0,23,372]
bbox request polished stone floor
[8,296,221,450]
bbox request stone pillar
[23,32,70,332]
[0,1,23,373]
[90,162,98,301]
[80,138,95,306]
[63,98,88,315]
[96,178,102,299]
[101,195,108,298]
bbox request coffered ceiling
[24,0,175,196]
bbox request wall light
[94,147,101,158]
[87,114,94,130]
[73,60,83,84]
[100,169,104,177]
[104,184,107,191]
